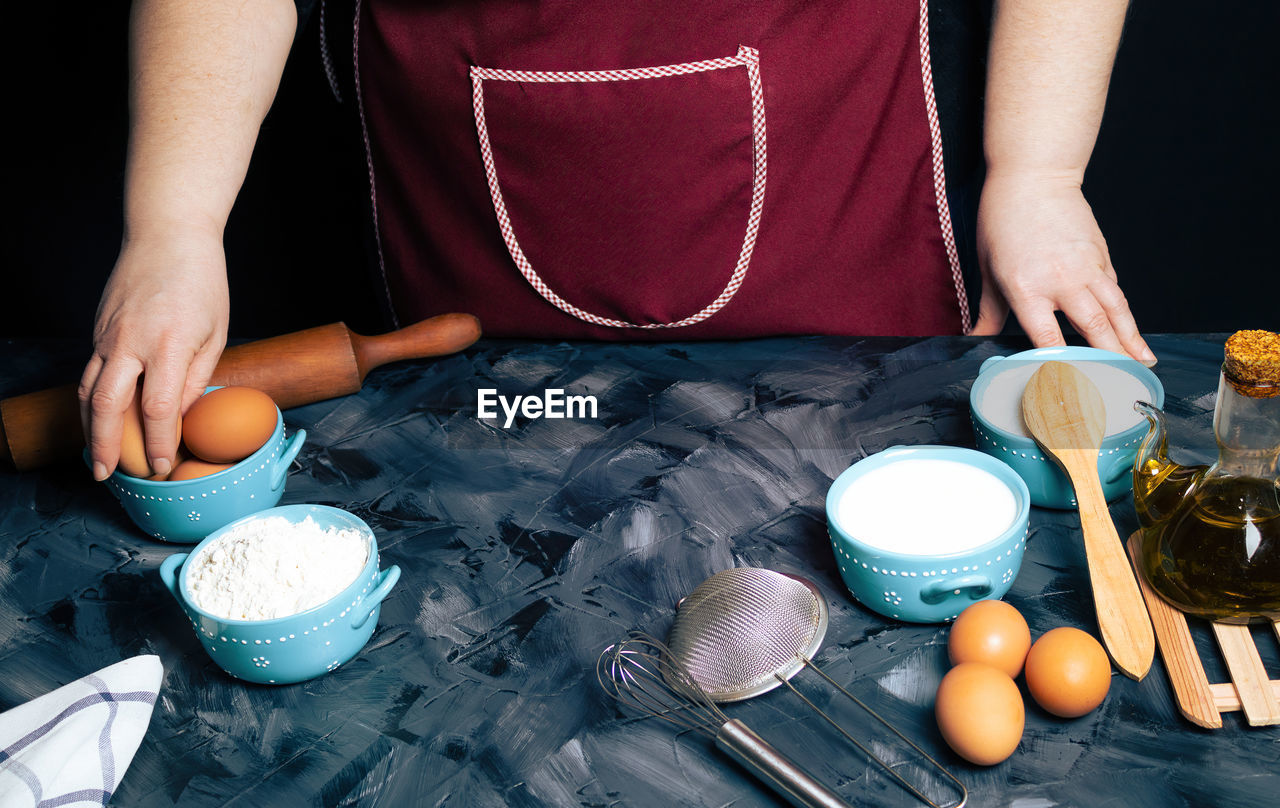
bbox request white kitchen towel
[0,655,162,808]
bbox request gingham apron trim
[916,0,972,334]
[471,45,767,329]
[352,0,400,327]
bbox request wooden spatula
[1022,361,1155,680]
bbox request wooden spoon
[1022,361,1155,680]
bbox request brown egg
[117,389,182,478]
[149,446,191,480]
[167,457,236,481]
[182,386,277,464]
[1024,627,1111,718]
[935,662,1024,765]
[948,600,1032,678]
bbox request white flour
[836,459,1017,555]
[185,515,369,621]
[978,360,1150,439]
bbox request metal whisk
[599,633,857,808]
[599,567,967,808]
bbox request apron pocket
[471,46,767,328]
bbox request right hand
[970,171,1154,364]
[80,227,229,480]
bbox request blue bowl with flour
[158,504,401,684]
[826,445,1031,623]
[969,346,1163,509]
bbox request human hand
[971,172,1155,364]
[79,228,230,480]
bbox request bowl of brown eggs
[94,386,306,542]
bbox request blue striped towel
[0,656,162,807]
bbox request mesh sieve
[656,567,968,808]
[666,567,828,702]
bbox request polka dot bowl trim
[97,387,306,543]
[825,445,1031,624]
[158,504,402,685]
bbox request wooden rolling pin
[0,312,481,471]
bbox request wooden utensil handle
[0,313,481,471]
[1067,453,1156,680]
[350,312,481,380]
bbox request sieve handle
[715,719,853,808]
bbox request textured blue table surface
[1,334,1276,807]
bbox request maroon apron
[354,0,969,339]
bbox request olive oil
[1132,331,1280,622]
[1139,476,1280,622]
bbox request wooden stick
[1125,534,1221,728]
[1211,622,1280,726]
[1210,680,1280,713]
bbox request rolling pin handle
[349,313,481,381]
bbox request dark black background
[3,1,1277,345]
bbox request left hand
[971,171,1155,364]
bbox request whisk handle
[716,719,853,808]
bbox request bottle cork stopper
[1224,329,1280,397]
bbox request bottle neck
[1212,368,1280,478]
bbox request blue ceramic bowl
[826,445,1031,623]
[158,504,401,685]
[969,347,1164,509]
[98,392,305,543]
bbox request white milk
[836,459,1017,555]
[979,360,1149,439]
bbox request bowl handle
[352,565,401,629]
[158,553,189,602]
[270,428,308,491]
[920,574,993,605]
[1102,452,1134,485]
[978,355,1007,375]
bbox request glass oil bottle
[1134,331,1280,622]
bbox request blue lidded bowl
[969,346,1164,509]
[826,445,1031,623]
[96,389,305,542]
[158,504,401,685]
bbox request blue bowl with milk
[968,346,1163,509]
[826,445,1031,623]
